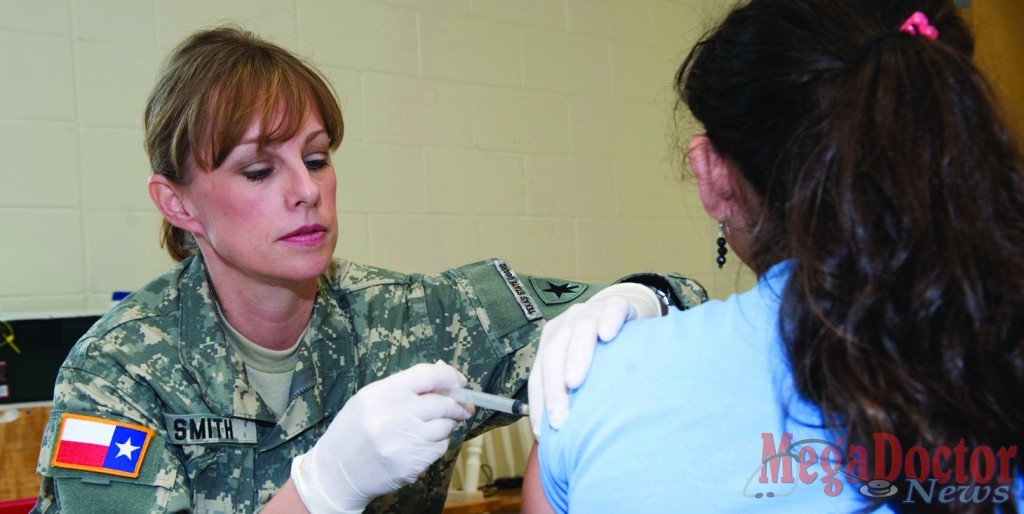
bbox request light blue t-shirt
[539,262,1022,513]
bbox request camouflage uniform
[33,255,706,513]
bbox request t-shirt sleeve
[538,408,572,514]
[536,315,705,514]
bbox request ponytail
[679,2,1024,512]
[159,221,197,263]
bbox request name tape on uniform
[494,260,542,321]
[164,414,257,445]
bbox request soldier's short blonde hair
[144,26,344,262]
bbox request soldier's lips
[280,224,328,246]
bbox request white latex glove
[291,361,472,514]
[528,282,665,439]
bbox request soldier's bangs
[191,50,343,172]
[203,77,310,170]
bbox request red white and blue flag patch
[51,413,154,478]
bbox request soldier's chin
[283,254,335,282]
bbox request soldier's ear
[148,174,204,236]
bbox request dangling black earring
[716,222,728,269]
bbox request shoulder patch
[529,277,588,305]
[51,413,155,479]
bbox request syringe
[442,388,529,416]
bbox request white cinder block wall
[0,0,754,315]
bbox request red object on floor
[0,497,35,514]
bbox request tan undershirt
[216,306,304,417]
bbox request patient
[524,0,1024,512]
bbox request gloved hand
[528,283,665,439]
[291,361,473,514]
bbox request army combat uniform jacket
[33,255,706,513]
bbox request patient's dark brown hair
[678,0,1024,511]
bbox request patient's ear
[148,174,203,235]
[687,134,750,225]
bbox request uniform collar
[176,255,274,420]
[176,255,356,432]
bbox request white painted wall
[0,0,754,315]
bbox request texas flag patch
[51,413,154,478]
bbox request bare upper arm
[521,442,557,514]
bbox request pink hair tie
[899,11,939,39]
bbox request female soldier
[31,27,707,514]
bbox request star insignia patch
[529,277,588,305]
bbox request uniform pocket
[183,446,255,513]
